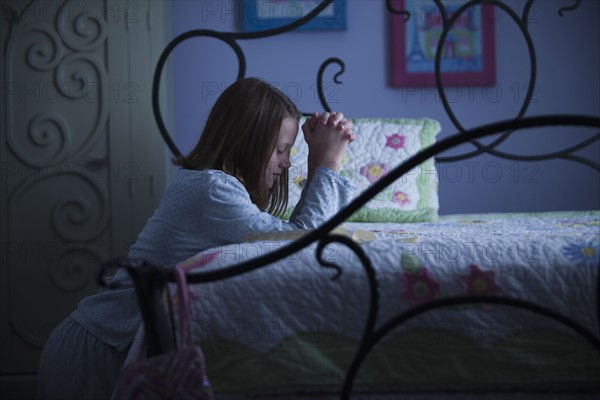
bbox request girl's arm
[198,169,354,244]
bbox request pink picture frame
[390,0,496,87]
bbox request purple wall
[169,0,599,215]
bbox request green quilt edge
[202,328,600,395]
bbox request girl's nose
[281,158,291,168]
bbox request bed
[103,0,600,399]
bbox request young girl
[38,77,356,399]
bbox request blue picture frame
[241,0,347,31]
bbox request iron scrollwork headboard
[152,0,599,170]
[151,0,343,158]
[104,0,600,398]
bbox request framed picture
[390,0,496,87]
[241,0,346,32]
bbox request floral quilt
[168,211,600,397]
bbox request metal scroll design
[314,57,345,115]
[340,2,600,392]
[317,234,600,399]
[151,0,342,158]
[404,0,599,169]
[151,0,599,167]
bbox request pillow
[283,117,441,223]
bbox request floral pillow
[283,118,441,223]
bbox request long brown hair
[173,78,300,216]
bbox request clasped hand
[302,111,355,174]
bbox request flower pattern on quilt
[401,267,441,305]
[385,133,405,150]
[459,264,503,296]
[561,240,600,267]
[360,162,388,183]
[392,191,410,205]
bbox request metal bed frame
[99,1,600,398]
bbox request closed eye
[276,144,292,156]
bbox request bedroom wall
[169,0,599,215]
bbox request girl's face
[265,117,298,189]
